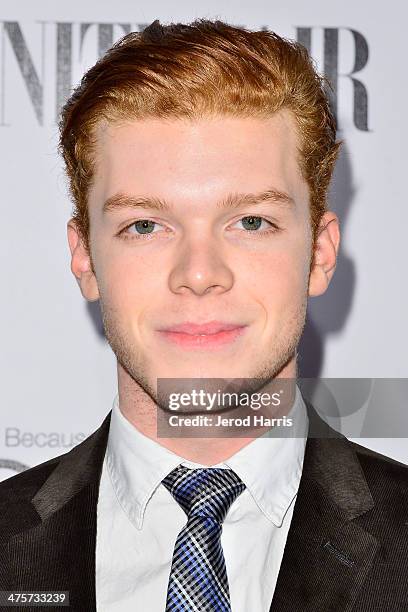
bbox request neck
[116,359,298,466]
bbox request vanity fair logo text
[0,21,369,130]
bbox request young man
[0,19,407,612]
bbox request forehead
[90,111,308,211]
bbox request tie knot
[162,466,246,524]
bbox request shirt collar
[106,385,308,530]
[106,396,186,530]
[223,385,308,526]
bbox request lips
[157,321,247,350]
[159,321,246,335]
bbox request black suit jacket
[0,403,407,611]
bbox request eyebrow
[102,188,295,215]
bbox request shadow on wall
[298,142,356,377]
[87,299,105,338]
[85,142,356,380]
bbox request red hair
[59,18,341,252]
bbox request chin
[154,363,244,380]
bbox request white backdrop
[1,0,407,480]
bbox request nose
[168,234,234,296]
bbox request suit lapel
[270,403,379,611]
[6,402,380,612]
[7,411,111,611]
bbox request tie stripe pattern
[162,466,246,611]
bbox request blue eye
[234,216,278,235]
[239,216,263,230]
[124,219,164,237]
[118,219,165,241]
[119,215,279,242]
[132,220,157,234]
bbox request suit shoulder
[0,452,64,505]
[349,439,408,492]
[0,412,111,507]
[350,439,408,468]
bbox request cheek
[246,241,310,315]
[96,250,160,312]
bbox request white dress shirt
[95,386,308,611]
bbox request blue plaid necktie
[162,465,246,611]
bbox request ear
[308,211,340,297]
[67,219,100,302]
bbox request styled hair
[59,18,341,253]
